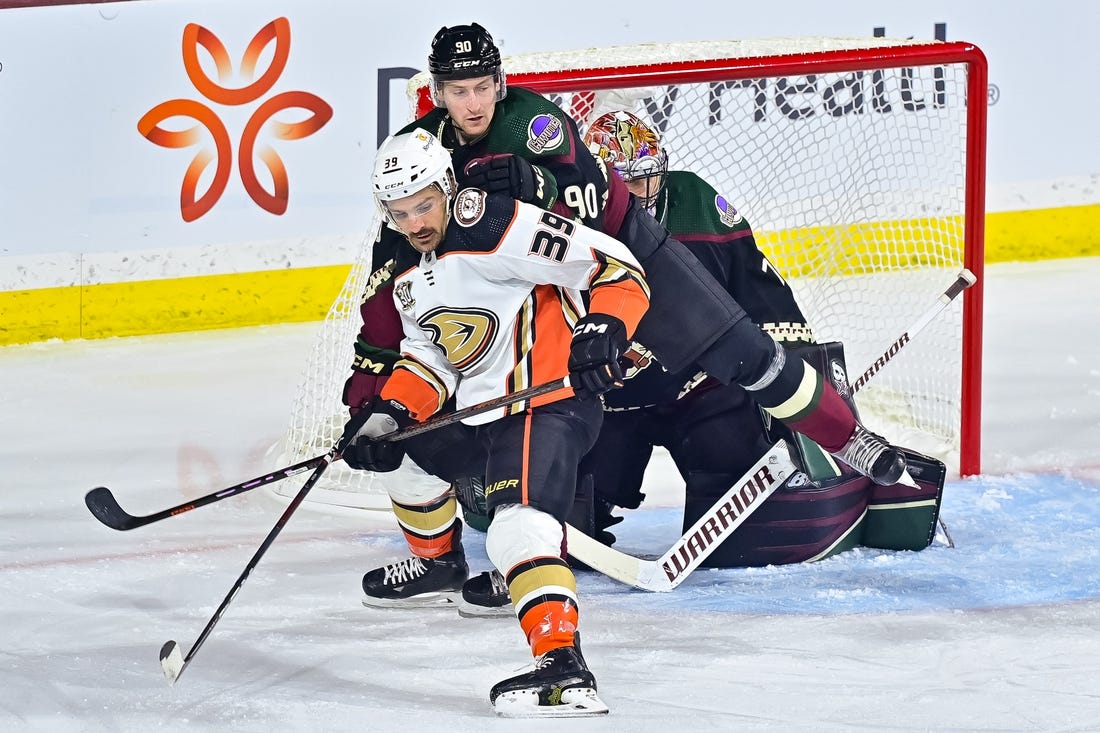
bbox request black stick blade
[160,640,185,684]
[84,487,138,531]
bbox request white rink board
[0,0,1097,289]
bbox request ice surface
[2,259,1099,731]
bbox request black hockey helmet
[427,23,507,106]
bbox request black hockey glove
[568,313,628,400]
[462,154,543,203]
[338,396,415,472]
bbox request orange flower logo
[138,18,333,221]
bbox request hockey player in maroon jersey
[340,129,649,715]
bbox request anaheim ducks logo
[455,188,486,227]
[420,307,498,369]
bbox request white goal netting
[279,37,986,508]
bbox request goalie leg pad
[862,449,946,551]
[454,475,491,532]
[685,469,871,567]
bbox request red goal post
[280,37,986,509]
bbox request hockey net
[278,37,987,509]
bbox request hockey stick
[159,451,335,684]
[564,269,977,591]
[851,268,976,392]
[158,376,570,684]
[85,377,569,531]
[565,439,796,592]
[85,457,325,531]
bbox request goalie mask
[584,110,668,208]
[428,23,507,106]
[372,130,457,230]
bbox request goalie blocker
[455,341,947,568]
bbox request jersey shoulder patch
[508,88,569,155]
[666,171,748,233]
[525,113,567,154]
[454,188,488,227]
[713,194,744,227]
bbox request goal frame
[410,39,987,476]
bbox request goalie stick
[155,377,569,684]
[851,268,976,392]
[85,377,569,531]
[563,268,976,591]
[565,440,796,592]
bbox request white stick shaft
[565,440,796,591]
[851,269,976,393]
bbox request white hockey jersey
[379,189,650,425]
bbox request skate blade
[898,467,919,489]
[457,601,515,619]
[493,687,609,718]
[361,591,458,609]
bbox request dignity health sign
[2,0,1099,343]
[0,2,378,281]
[137,17,333,222]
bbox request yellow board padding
[2,204,1099,346]
[0,287,85,343]
[0,265,351,345]
[984,203,1100,262]
[756,203,1100,278]
[756,216,967,278]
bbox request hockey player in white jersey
[339,129,650,716]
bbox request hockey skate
[458,569,514,618]
[834,424,914,487]
[361,550,468,609]
[490,643,608,717]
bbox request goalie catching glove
[568,313,628,400]
[338,396,415,472]
[462,154,545,204]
